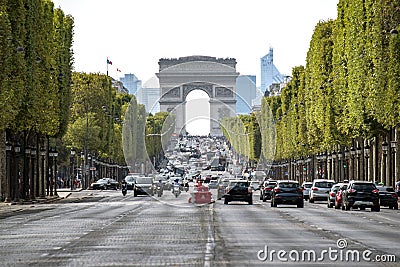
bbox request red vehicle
[334,183,348,209]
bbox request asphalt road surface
[0,189,399,266]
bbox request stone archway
[157,56,239,136]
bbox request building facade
[260,47,285,94]
[120,73,142,95]
[236,75,257,114]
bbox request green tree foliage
[260,0,400,162]
[0,0,73,137]
[63,72,130,165]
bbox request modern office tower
[120,73,142,95]
[236,75,257,114]
[260,47,285,94]
[136,76,160,113]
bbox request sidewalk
[0,188,84,213]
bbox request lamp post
[53,148,58,196]
[337,150,343,181]
[344,147,349,181]
[14,142,21,202]
[81,151,85,189]
[356,146,362,180]
[40,146,46,197]
[390,141,397,187]
[364,144,370,181]
[5,141,12,202]
[332,151,337,181]
[70,147,75,190]
[23,145,31,199]
[382,141,388,185]
[30,146,36,200]
[350,146,356,180]
[88,154,92,186]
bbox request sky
[52,0,339,86]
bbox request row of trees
[0,0,74,200]
[223,0,400,185]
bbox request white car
[309,179,336,203]
[301,181,313,200]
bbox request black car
[342,181,380,211]
[376,186,399,209]
[123,175,137,190]
[91,178,119,190]
[260,180,277,202]
[224,180,253,205]
[271,180,304,208]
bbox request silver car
[301,181,313,200]
[309,179,335,203]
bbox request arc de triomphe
[157,56,239,136]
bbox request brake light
[312,187,318,191]
[392,193,398,198]
[348,189,356,193]
[265,187,272,191]
[371,189,379,194]
[274,188,281,193]
[330,192,335,197]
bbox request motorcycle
[172,184,181,198]
[156,184,163,197]
[184,182,189,192]
[121,184,127,196]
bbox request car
[91,178,119,190]
[260,180,277,202]
[309,179,336,203]
[301,181,313,200]
[224,180,253,205]
[376,185,398,209]
[133,177,155,196]
[395,181,400,196]
[327,183,341,208]
[342,180,380,211]
[334,183,348,209]
[270,180,304,208]
[123,175,137,190]
[208,180,219,189]
[250,181,261,191]
[217,178,230,200]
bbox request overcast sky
[52,0,339,86]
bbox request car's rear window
[279,183,299,188]
[304,183,312,188]
[314,182,334,188]
[353,183,376,191]
[230,182,249,188]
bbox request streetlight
[14,142,21,202]
[356,146,362,180]
[344,147,349,180]
[337,150,343,181]
[364,144,370,181]
[88,154,92,185]
[40,146,46,197]
[24,145,31,199]
[5,141,12,202]
[53,148,58,196]
[382,141,389,185]
[81,151,85,189]
[30,146,36,199]
[350,146,356,180]
[70,147,76,190]
[390,141,397,187]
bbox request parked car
[309,179,335,203]
[301,181,313,200]
[133,177,155,197]
[224,180,253,205]
[376,185,399,209]
[334,183,348,209]
[342,180,380,211]
[327,183,342,208]
[270,180,304,208]
[91,178,119,190]
[217,178,230,200]
[260,180,277,202]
